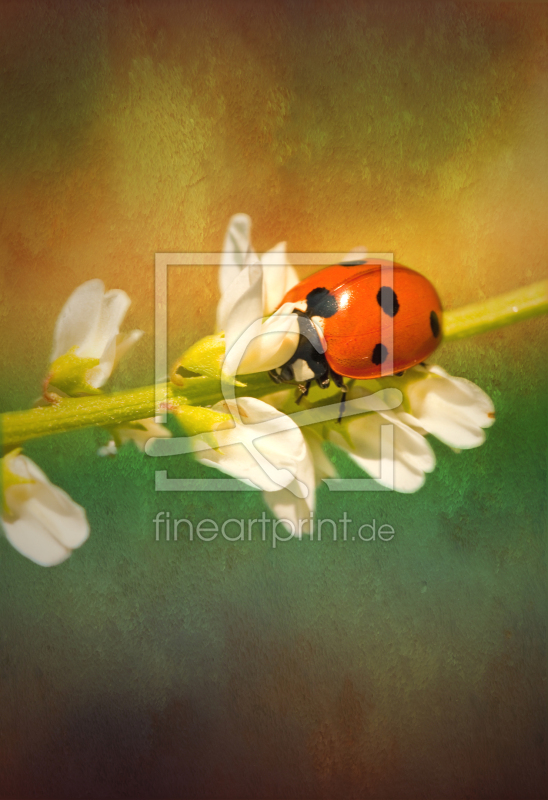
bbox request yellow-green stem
[2,279,547,450]
[442,279,548,340]
[1,374,278,450]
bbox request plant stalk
[2,280,547,450]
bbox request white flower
[216,215,302,378]
[327,364,495,491]
[48,279,143,392]
[215,219,370,380]
[193,396,309,492]
[47,280,171,447]
[217,213,300,325]
[263,427,336,536]
[329,405,436,493]
[192,396,330,534]
[1,450,89,566]
[396,364,495,449]
[222,299,302,378]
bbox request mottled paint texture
[0,2,546,798]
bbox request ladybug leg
[314,366,330,390]
[268,364,296,384]
[337,383,348,425]
[269,312,330,396]
[329,369,347,423]
[337,384,348,423]
[295,380,312,405]
[268,369,283,384]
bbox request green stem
[443,279,548,341]
[2,280,547,450]
[1,374,278,450]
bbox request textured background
[0,2,547,798]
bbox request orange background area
[0,1,546,402]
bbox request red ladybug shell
[280,260,443,379]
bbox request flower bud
[48,347,102,396]
[171,403,233,448]
[175,334,245,386]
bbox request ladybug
[269,258,443,418]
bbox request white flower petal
[302,428,337,481]
[74,290,130,360]
[349,450,427,493]
[261,242,300,314]
[86,334,118,388]
[197,441,299,493]
[3,455,89,566]
[87,328,144,389]
[222,303,300,377]
[218,214,300,327]
[217,262,264,346]
[3,517,72,566]
[194,397,311,495]
[405,366,495,449]
[219,213,256,295]
[263,484,314,538]
[377,412,437,476]
[50,280,133,380]
[395,409,429,436]
[50,279,105,361]
[262,426,319,536]
[330,411,435,493]
[409,395,488,449]
[77,288,131,359]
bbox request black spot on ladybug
[306,287,338,318]
[372,343,389,365]
[376,286,399,318]
[340,259,368,267]
[430,310,440,338]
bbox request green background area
[0,2,546,798]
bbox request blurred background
[0,2,546,798]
